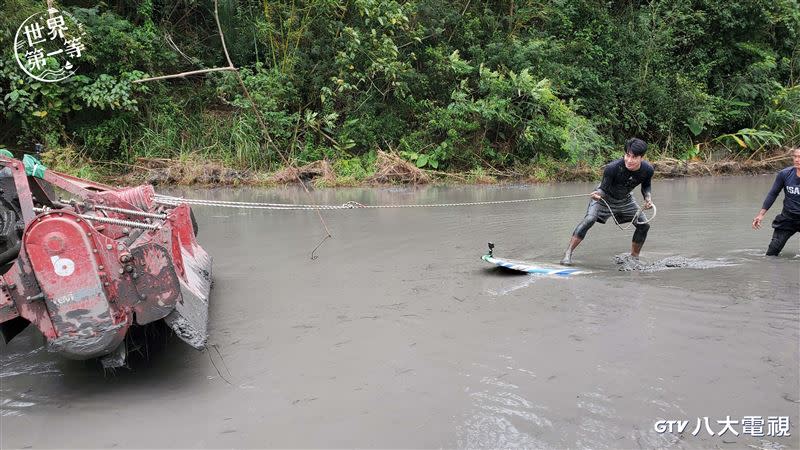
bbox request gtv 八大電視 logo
[14,8,86,83]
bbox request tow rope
[154,193,592,210]
[155,192,656,229]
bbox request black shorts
[586,196,643,225]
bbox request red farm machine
[0,151,212,368]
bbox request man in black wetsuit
[752,147,800,256]
[560,138,654,266]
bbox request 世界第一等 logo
[14,8,86,83]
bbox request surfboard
[482,242,585,276]
[482,254,583,276]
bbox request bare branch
[133,67,236,84]
[165,32,199,65]
[214,0,235,68]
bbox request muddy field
[1,175,798,449]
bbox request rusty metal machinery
[0,153,212,368]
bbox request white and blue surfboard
[481,242,586,276]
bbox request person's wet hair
[625,138,647,156]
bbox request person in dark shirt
[752,147,800,256]
[560,138,654,265]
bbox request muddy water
[1,175,798,449]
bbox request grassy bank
[38,146,793,189]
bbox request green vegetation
[1,0,798,184]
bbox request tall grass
[130,109,266,168]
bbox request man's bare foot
[560,251,573,266]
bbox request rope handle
[598,197,657,230]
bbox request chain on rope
[153,193,594,210]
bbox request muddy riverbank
[109,152,793,188]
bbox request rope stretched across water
[154,192,592,210]
[154,192,656,226]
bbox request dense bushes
[1,0,798,173]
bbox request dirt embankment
[115,152,793,187]
[650,156,790,178]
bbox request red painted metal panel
[24,212,128,358]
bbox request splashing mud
[0,347,62,379]
[614,253,738,272]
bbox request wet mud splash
[613,254,738,272]
[0,347,62,379]
[0,347,63,417]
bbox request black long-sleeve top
[762,166,800,218]
[596,158,654,201]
